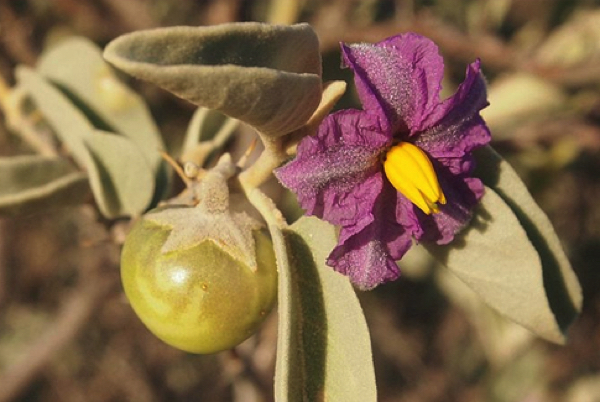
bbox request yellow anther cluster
[383,142,447,215]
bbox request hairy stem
[239,177,292,402]
[181,110,240,167]
[238,137,287,189]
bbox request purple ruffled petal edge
[327,182,413,289]
[413,60,491,157]
[341,33,445,134]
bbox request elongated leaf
[475,146,582,338]
[276,216,376,401]
[435,262,536,366]
[37,37,165,176]
[426,187,571,344]
[16,67,154,218]
[103,23,322,137]
[83,131,155,218]
[0,156,89,214]
[0,155,77,193]
[16,66,92,167]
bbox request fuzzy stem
[283,80,347,157]
[239,173,292,402]
[181,111,240,167]
[238,137,287,189]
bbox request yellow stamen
[383,142,446,215]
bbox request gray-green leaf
[276,216,376,402]
[426,186,578,344]
[83,131,156,218]
[16,67,155,218]
[103,23,322,138]
[0,155,88,214]
[16,66,92,168]
[475,145,582,340]
[37,37,165,177]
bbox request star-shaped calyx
[146,154,264,272]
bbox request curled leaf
[103,23,323,137]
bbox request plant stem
[181,110,240,166]
[238,137,287,189]
[238,180,290,402]
[0,75,58,157]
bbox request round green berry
[120,214,278,354]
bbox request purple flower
[276,33,490,290]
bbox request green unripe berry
[120,214,278,354]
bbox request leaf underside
[475,146,581,334]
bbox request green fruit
[120,215,278,354]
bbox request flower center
[383,142,446,215]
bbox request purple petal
[341,33,444,133]
[327,183,413,290]
[414,61,491,157]
[327,231,407,290]
[415,159,484,244]
[275,110,389,226]
[395,193,424,239]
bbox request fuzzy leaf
[426,186,575,344]
[103,23,322,137]
[474,145,582,339]
[0,155,88,214]
[37,37,165,177]
[83,131,155,218]
[16,67,154,218]
[276,216,376,401]
[16,66,92,167]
